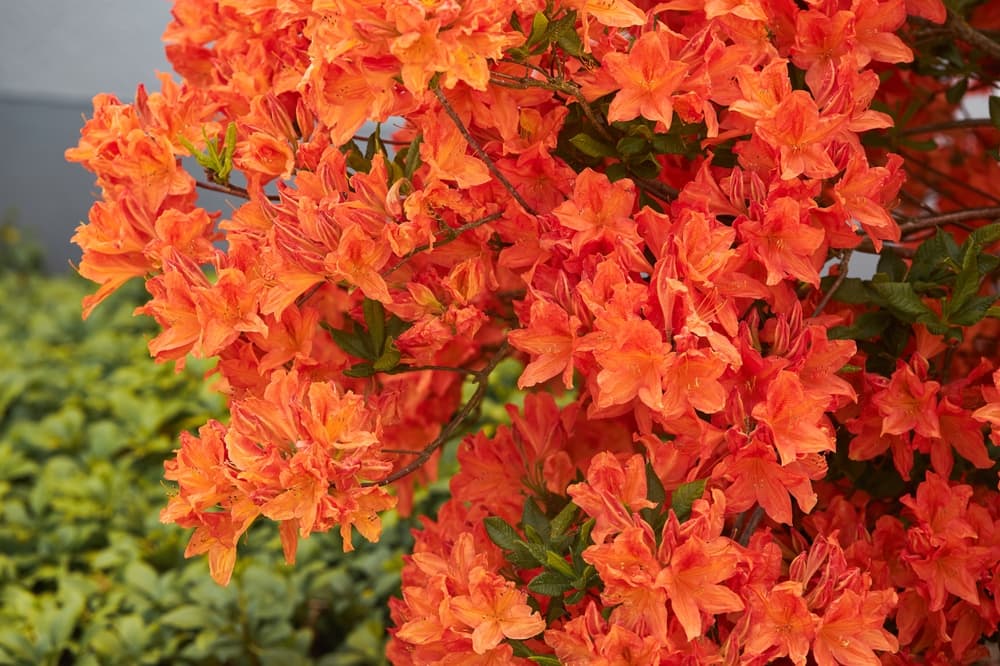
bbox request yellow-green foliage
[0,274,415,665]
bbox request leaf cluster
[825,223,1000,373]
[0,274,419,665]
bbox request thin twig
[897,206,1000,234]
[899,149,1000,205]
[491,69,616,144]
[196,179,280,202]
[366,341,511,486]
[383,211,504,276]
[383,364,477,376]
[948,9,1000,61]
[737,506,765,547]
[855,207,1000,253]
[898,118,996,136]
[431,85,538,216]
[812,250,853,317]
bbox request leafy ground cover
[0,262,443,665]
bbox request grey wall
[0,2,173,272]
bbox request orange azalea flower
[509,298,581,389]
[755,91,843,180]
[812,588,899,666]
[419,108,491,189]
[657,535,745,641]
[584,316,673,412]
[738,196,825,287]
[566,0,646,28]
[604,31,689,129]
[873,360,941,439]
[323,223,392,304]
[449,567,546,654]
[742,581,817,665]
[553,168,641,255]
[752,370,836,465]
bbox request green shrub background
[0,257,437,665]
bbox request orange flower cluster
[68,0,1000,662]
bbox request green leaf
[644,461,666,506]
[569,133,617,158]
[911,229,962,283]
[870,282,937,322]
[403,133,423,179]
[963,222,1000,256]
[553,22,584,57]
[160,605,214,630]
[522,497,551,544]
[617,136,649,156]
[549,501,578,540]
[484,516,520,551]
[670,479,706,523]
[524,12,550,48]
[826,277,880,305]
[947,255,981,318]
[324,324,375,360]
[527,571,572,597]
[948,295,997,326]
[990,95,1000,130]
[363,298,387,355]
[876,249,907,282]
[344,362,376,378]
[545,551,576,579]
[373,343,401,372]
[651,133,685,154]
[529,656,562,665]
[827,311,892,340]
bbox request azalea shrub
[66,0,1000,663]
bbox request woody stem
[366,340,511,487]
[431,84,538,216]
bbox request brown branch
[431,85,538,216]
[948,9,1000,61]
[196,179,280,202]
[812,250,853,318]
[366,340,511,487]
[898,118,997,136]
[491,69,616,144]
[383,211,505,276]
[899,149,1000,205]
[856,207,1000,253]
[898,207,1000,234]
[383,364,476,376]
[737,506,765,547]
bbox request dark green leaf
[528,571,572,597]
[545,551,576,579]
[948,295,997,326]
[670,479,706,523]
[870,282,937,321]
[522,497,551,544]
[403,133,423,179]
[324,325,375,360]
[529,656,562,666]
[549,501,578,540]
[876,249,907,282]
[569,133,617,158]
[344,362,376,378]
[617,136,649,156]
[363,299,386,355]
[827,311,892,340]
[373,344,401,372]
[484,516,520,551]
[826,277,881,305]
[964,222,1000,256]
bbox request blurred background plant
[0,223,476,665]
